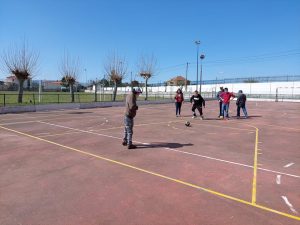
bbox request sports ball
[185,121,191,127]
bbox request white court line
[276,175,281,184]
[281,196,298,214]
[284,162,295,168]
[36,121,300,179]
[35,132,50,136]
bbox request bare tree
[2,42,38,103]
[137,54,157,100]
[104,53,127,101]
[60,54,80,103]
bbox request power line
[159,49,300,72]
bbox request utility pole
[185,62,189,92]
[195,40,200,91]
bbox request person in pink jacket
[219,88,235,119]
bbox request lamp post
[185,62,189,92]
[199,54,205,94]
[195,40,200,91]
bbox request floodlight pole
[195,41,200,91]
[185,62,189,92]
[200,54,205,95]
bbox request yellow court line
[0,125,299,221]
[252,127,259,204]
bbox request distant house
[4,75,18,84]
[43,80,63,91]
[4,75,33,88]
[167,76,190,86]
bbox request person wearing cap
[122,87,142,149]
[236,90,248,118]
[216,87,224,118]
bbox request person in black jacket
[216,86,224,118]
[236,90,248,118]
[190,90,205,119]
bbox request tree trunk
[113,82,117,101]
[18,79,25,103]
[70,84,75,102]
[145,78,148,100]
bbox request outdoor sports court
[0,100,299,225]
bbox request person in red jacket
[174,88,184,117]
[219,88,235,119]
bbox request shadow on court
[135,142,193,149]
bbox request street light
[199,54,205,94]
[195,40,200,91]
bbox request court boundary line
[35,121,300,179]
[0,124,299,221]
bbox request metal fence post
[33,94,35,105]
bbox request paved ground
[0,100,299,225]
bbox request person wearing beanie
[122,87,142,149]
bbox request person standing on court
[174,88,184,117]
[122,87,142,149]
[190,90,205,119]
[216,87,224,118]
[236,90,248,118]
[219,87,235,119]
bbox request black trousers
[219,101,223,116]
[192,105,203,116]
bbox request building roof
[169,75,186,81]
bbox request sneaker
[219,116,224,119]
[200,116,204,120]
[128,144,137,149]
[192,115,196,118]
[122,140,127,146]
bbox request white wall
[90,81,300,95]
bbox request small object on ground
[185,121,191,127]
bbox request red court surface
[0,100,300,225]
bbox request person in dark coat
[236,90,248,118]
[190,90,205,119]
[216,87,224,118]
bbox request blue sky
[0,0,300,83]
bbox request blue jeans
[222,103,230,117]
[124,116,134,145]
[175,102,182,115]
